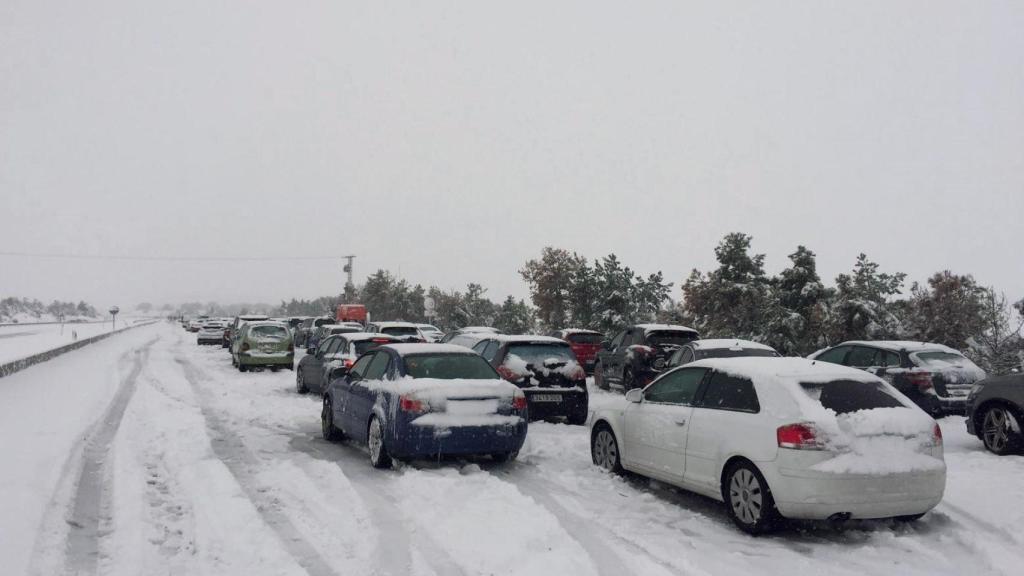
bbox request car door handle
[674,418,687,426]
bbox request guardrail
[0,320,159,378]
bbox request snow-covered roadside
[0,324,159,576]
[0,322,120,365]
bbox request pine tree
[827,254,906,342]
[905,271,987,350]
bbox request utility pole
[342,255,356,302]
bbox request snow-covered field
[1,322,1022,576]
[0,321,118,365]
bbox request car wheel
[622,369,636,393]
[270,366,280,373]
[321,396,342,441]
[981,405,1022,455]
[591,424,623,473]
[368,416,393,469]
[594,361,609,391]
[296,369,308,394]
[492,451,518,463]
[723,461,779,535]
[237,362,247,372]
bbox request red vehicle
[335,304,367,325]
[549,329,605,374]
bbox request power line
[0,251,343,262]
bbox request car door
[622,367,708,481]
[346,351,391,442]
[311,337,342,392]
[602,330,628,383]
[683,371,762,494]
[304,337,331,389]
[335,353,374,437]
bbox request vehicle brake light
[933,423,943,446]
[344,358,355,368]
[512,390,527,411]
[777,423,824,450]
[906,371,934,393]
[497,365,520,382]
[570,365,586,381]
[399,395,427,414]
[287,343,295,352]
[372,338,391,343]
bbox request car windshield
[403,353,499,380]
[799,379,906,414]
[699,348,778,360]
[353,339,394,355]
[249,325,288,339]
[647,331,698,347]
[382,326,419,336]
[567,333,603,344]
[912,351,979,370]
[505,343,575,366]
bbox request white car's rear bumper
[763,460,946,520]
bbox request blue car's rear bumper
[388,417,528,459]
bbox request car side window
[363,353,391,380]
[482,341,500,362]
[609,331,625,350]
[471,340,488,354]
[349,354,374,379]
[882,351,901,367]
[815,346,850,365]
[644,368,708,405]
[699,372,760,413]
[679,348,694,365]
[326,338,343,356]
[627,329,644,346]
[847,346,880,367]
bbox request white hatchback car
[589,357,945,533]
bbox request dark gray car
[966,373,1024,455]
[295,333,398,394]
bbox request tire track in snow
[63,337,156,575]
[174,355,340,576]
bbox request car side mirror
[306,345,316,355]
[601,340,612,351]
[329,366,349,380]
[625,389,643,403]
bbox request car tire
[723,461,779,535]
[894,513,926,523]
[296,369,308,394]
[321,396,342,441]
[591,424,623,474]
[594,361,609,391]
[492,451,518,463]
[238,362,247,373]
[981,404,1023,455]
[368,416,393,469]
[622,368,636,393]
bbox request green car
[231,321,295,372]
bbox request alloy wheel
[983,407,1013,453]
[593,429,618,471]
[729,468,764,525]
[369,418,384,463]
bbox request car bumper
[523,388,587,420]
[764,464,946,520]
[238,352,294,366]
[390,417,528,458]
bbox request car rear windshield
[700,348,778,360]
[250,325,288,339]
[647,331,698,347]
[353,339,394,355]
[506,343,575,366]
[382,326,419,336]
[799,380,905,414]
[329,327,360,335]
[313,318,334,327]
[567,333,603,344]
[912,351,980,370]
[403,353,499,380]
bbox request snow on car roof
[635,323,698,333]
[687,356,879,382]
[337,332,397,341]
[691,339,776,351]
[491,335,569,345]
[841,340,961,354]
[383,343,479,356]
[558,328,603,335]
[243,320,289,328]
[372,321,419,328]
[238,314,268,320]
[457,326,501,333]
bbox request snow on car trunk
[369,377,522,427]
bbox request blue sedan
[321,344,529,468]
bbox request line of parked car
[182,313,1024,534]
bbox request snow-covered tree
[519,247,586,329]
[905,271,987,350]
[493,296,535,334]
[826,253,906,343]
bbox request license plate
[532,394,562,403]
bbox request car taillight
[512,390,527,411]
[777,423,825,450]
[399,394,427,414]
[372,338,391,343]
[344,358,355,368]
[906,371,934,393]
[497,365,520,382]
[636,345,654,355]
[933,423,943,446]
[241,342,250,352]
[287,343,294,352]
[570,365,586,381]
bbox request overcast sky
[2,1,1022,311]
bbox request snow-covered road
[0,322,118,365]
[2,322,1022,576]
